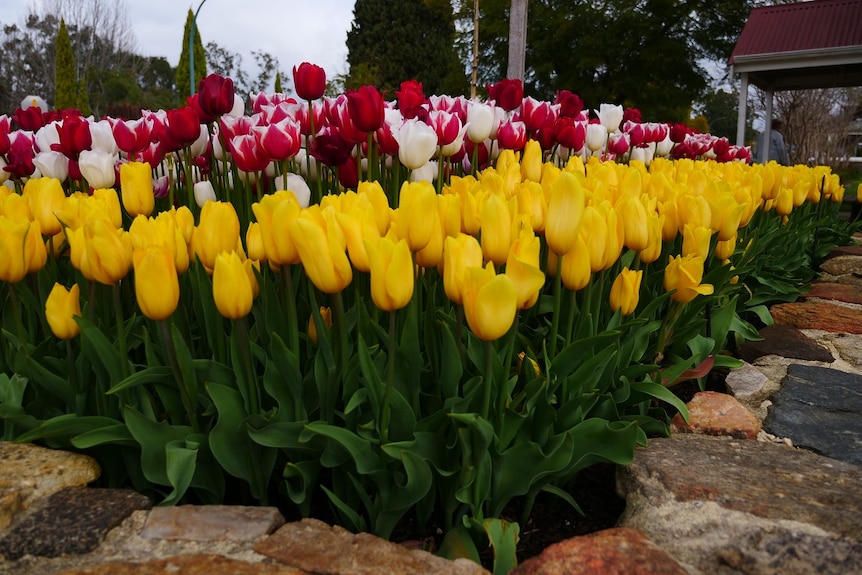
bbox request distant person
[756,119,789,165]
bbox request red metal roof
[730,0,862,64]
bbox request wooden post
[471,0,479,98]
[507,0,528,81]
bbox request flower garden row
[0,66,854,572]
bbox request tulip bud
[609,267,642,316]
[213,251,255,319]
[365,236,414,311]
[308,306,332,346]
[120,162,155,218]
[462,263,517,341]
[45,283,82,339]
[133,245,180,321]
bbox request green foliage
[54,19,77,110]
[347,0,468,95]
[176,8,207,102]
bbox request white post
[507,0,528,81]
[762,88,774,163]
[736,72,748,147]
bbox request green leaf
[540,484,584,516]
[124,405,193,488]
[16,414,124,444]
[162,439,198,506]
[75,315,125,385]
[321,484,367,533]
[106,367,174,395]
[70,423,136,449]
[482,518,520,575]
[438,525,481,563]
[550,331,621,381]
[302,421,379,474]
[207,382,276,503]
[630,381,689,423]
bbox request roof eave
[730,45,862,73]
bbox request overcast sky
[6,0,355,84]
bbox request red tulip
[622,107,642,124]
[4,131,37,178]
[375,121,399,156]
[554,90,583,118]
[347,85,385,133]
[111,117,152,155]
[228,134,270,172]
[338,156,359,189]
[608,132,630,156]
[427,110,462,147]
[293,62,327,101]
[12,106,46,131]
[0,115,10,155]
[165,107,201,148]
[52,116,92,157]
[486,79,523,112]
[253,117,302,161]
[496,120,527,151]
[520,96,557,134]
[555,117,587,151]
[670,123,691,143]
[309,126,353,166]
[198,73,235,118]
[396,79,426,119]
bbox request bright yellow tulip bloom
[616,194,649,252]
[365,236,414,311]
[480,192,512,267]
[91,188,123,229]
[119,162,155,218]
[544,171,585,255]
[133,245,179,321]
[664,254,714,304]
[521,139,543,183]
[23,177,65,236]
[609,267,642,316]
[245,222,267,262]
[462,263,517,341]
[289,211,353,294]
[69,218,132,285]
[714,235,737,260]
[45,283,82,339]
[193,201,240,271]
[560,235,592,291]
[212,251,254,319]
[442,233,483,305]
[252,191,301,266]
[395,181,437,252]
[23,220,47,275]
[638,212,664,264]
[0,216,30,283]
[681,224,712,261]
[505,236,545,309]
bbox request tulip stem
[234,317,259,414]
[548,264,562,359]
[160,320,200,432]
[7,284,25,350]
[482,339,493,421]
[281,268,300,358]
[565,288,578,348]
[113,284,131,380]
[380,310,397,445]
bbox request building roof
[729,0,862,90]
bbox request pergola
[729,0,862,161]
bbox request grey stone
[737,324,833,364]
[724,362,768,399]
[0,487,151,560]
[817,255,862,276]
[141,505,285,542]
[617,434,862,575]
[763,364,862,466]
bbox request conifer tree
[176,8,208,102]
[54,18,77,110]
[274,71,282,94]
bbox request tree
[698,88,756,143]
[205,42,287,101]
[176,8,208,102]
[346,0,468,95]
[456,0,758,122]
[54,18,77,110]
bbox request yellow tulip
[23,177,65,236]
[395,180,437,252]
[638,212,664,264]
[437,193,462,239]
[681,224,712,261]
[442,233,483,305]
[2,192,32,222]
[245,222,267,262]
[365,236,414,311]
[133,245,179,321]
[212,251,254,319]
[69,218,132,285]
[120,162,155,218]
[308,306,332,346]
[462,263,517,341]
[521,139,543,182]
[336,198,380,273]
[579,205,607,273]
[601,204,624,271]
[616,194,649,252]
[480,192,512,267]
[357,181,392,236]
[45,283,81,339]
[774,187,794,216]
[23,220,47,275]
[609,267,642,316]
[129,213,189,274]
[91,188,123,229]
[559,235,591,291]
[657,200,680,242]
[505,234,545,309]
[544,171,585,255]
[714,235,737,260]
[415,209,445,269]
[252,191,301,266]
[515,181,545,232]
[0,216,30,283]
[677,193,711,231]
[193,201,240,271]
[664,254,714,304]
[289,209,353,294]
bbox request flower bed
[0,67,856,572]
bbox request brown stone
[670,391,761,439]
[737,324,834,364]
[618,435,862,574]
[509,527,687,575]
[141,505,285,542]
[255,518,489,575]
[817,254,862,276]
[806,282,862,305]
[770,301,862,334]
[824,245,862,259]
[53,553,308,575]
[0,442,100,529]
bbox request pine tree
[54,18,77,110]
[346,0,467,95]
[77,68,91,116]
[274,71,282,94]
[175,8,208,102]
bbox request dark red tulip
[293,62,327,101]
[622,107,642,124]
[555,117,587,151]
[396,80,426,119]
[554,90,583,118]
[347,85,385,133]
[486,79,523,112]
[12,106,45,131]
[52,116,92,157]
[337,156,359,189]
[165,107,201,147]
[309,126,353,166]
[198,74,235,118]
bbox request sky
[6,0,355,85]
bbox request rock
[805,282,862,305]
[770,301,862,334]
[762,364,862,466]
[141,505,285,542]
[736,324,833,364]
[820,332,862,366]
[0,442,100,530]
[724,362,768,399]
[670,391,761,439]
[617,434,862,575]
[255,518,489,575]
[817,254,862,276]
[509,527,688,575]
[822,245,862,259]
[0,487,151,560]
[52,553,307,575]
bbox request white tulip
[35,122,60,152]
[466,101,495,143]
[394,119,438,170]
[90,120,118,155]
[189,125,209,157]
[274,172,312,208]
[655,133,674,157]
[596,103,624,133]
[78,149,117,188]
[193,180,217,207]
[33,151,70,181]
[409,160,437,183]
[585,123,607,152]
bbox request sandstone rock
[821,331,862,366]
[255,518,489,575]
[736,324,833,364]
[805,282,862,305]
[0,442,100,530]
[762,364,862,466]
[670,391,761,439]
[509,527,688,575]
[617,434,862,575]
[822,244,862,260]
[770,301,862,334]
[817,254,862,276]
[52,553,307,575]
[0,487,151,560]
[141,505,285,542]
[724,362,768,399]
